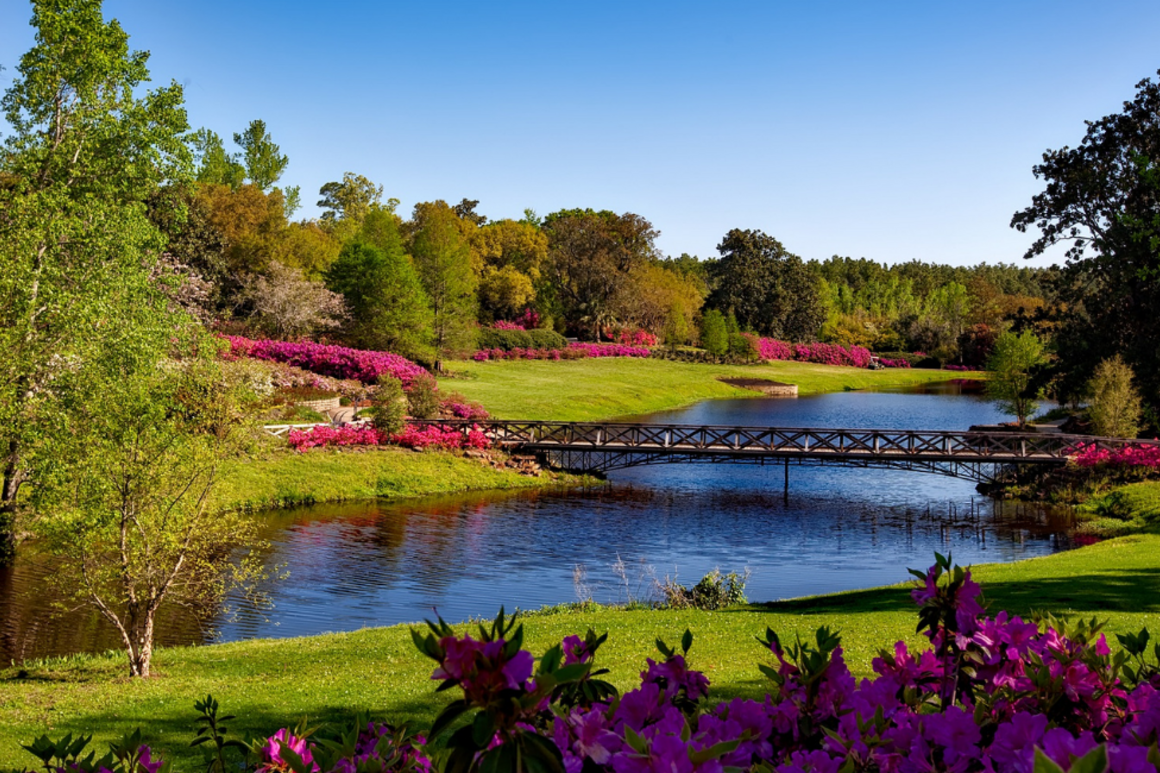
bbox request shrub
[405,374,440,420]
[659,568,749,610]
[700,310,729,355]
[477,327,568,351]
[1088,355,1143,438]
[220,336,428,386]
[369,374,407,435]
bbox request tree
[238,261,347,340]
[0,0,191,562]
[471,219,549,320]
[1011,70,1160,402]
[33,350,265,677]
[409,202,478,368]
[1087,355,1143,438]
[708,229,823,341]
[985,331,1047,427]
[542,209,658,339]
[191,128,245,188]
[317,172,386,235]
[325,234,432,360]
[233,119,288,192]
[700,310,728,355]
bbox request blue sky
[2,1,1158,266]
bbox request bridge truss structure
[420,419,1152,484]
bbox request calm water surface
[0,382,1073,662]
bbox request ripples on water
[0,383,1074,662]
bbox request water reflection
[0,383,1075,663]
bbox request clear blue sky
[2,1,1158,266]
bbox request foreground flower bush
[28,554,1160,772]
[221,336,428,386]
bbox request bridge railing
[415,419,1158,462]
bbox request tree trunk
[126,613,155,677]
[0,440,22,567]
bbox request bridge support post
[783,457,789,504]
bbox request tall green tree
[1087,355,1143,438]
[233,119,288,192]
[1011,70,1160,402]
[708,229,824,341]
[409,202,478,368]
[326,212,432,359]
[542,209,658,339]
[985,331,1047,427]
[191,127,245,188]
[0,0,192,563]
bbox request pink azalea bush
[752,337,873,368]
[879,357,912,369]
[1072,443,1160,469]
[614,328,659,347]
[472,343,651,361]
[221,336,428,386]
[491,320,526,331]
[287,423,490,452]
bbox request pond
[0,381,1073,663]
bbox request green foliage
[985,330,1047,426]
[700,309,729,355]
[409,202,479,368]
[1011,70,1160,404]
[370,375,407,435]
[317,172,385,236]
[405,374,441,420]
[542,209,659,340]
[192,128,246,188]
[477,328,568,351]
[191,695,248,773]
[325,237,432,361]
[1087,355,1143,438]
[660,569,749,610]
[0,0,193,563]
[708,229,824,341]
[32,351,266,678]
[233,119,288,192]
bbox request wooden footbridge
[421,419,1153,484]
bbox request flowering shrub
[1072,442,1160,469]
[516,308,541,330]
[441,398,490,420]
[879,357,912,369]
[944,364,975,372]
[751,337,872,368]
[472,343,651,361]
[568,342,651,358]
[27,554,1160,773]
[287,423,490,452]
[614,328,659,347]
[220,336,428,386]
[491,320,525,331]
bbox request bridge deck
[425,419,1146,468]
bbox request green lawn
[437,358,979,421]
[3,533,1158,771]
[212,445,573,513]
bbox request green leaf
[429,699,470,740]
[1033,748,1067,773]
[1064,745,1108,773]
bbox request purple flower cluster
[412,557,1160,773]
[221,336,428,386]
[256,723,432,773]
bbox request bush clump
[477,328,568,352]
[659,568,749,610]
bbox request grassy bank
[1074,479,1160,537]
[211,446,572,512]
[2,533,1157,770]
[438,358,979,421]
